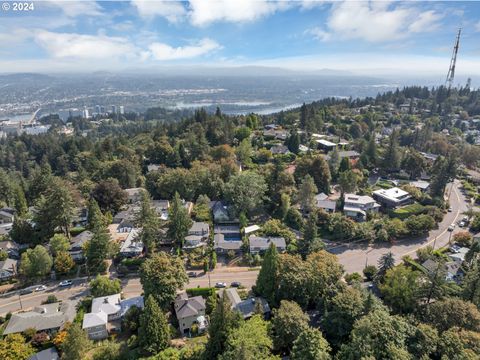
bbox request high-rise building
[82,107,90,119]
[95,105,101,114]
[119,106,125,115]
[111,105,117,114]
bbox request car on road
[187,272,197,278]
[19,287,35,295]
[231,281,241,287]
[448,207,453,212]
[215,282,227,288]
[448,224,455,231]
[458,221,466,227]
[59,280,73,287]
[35,285,47,292]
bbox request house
[249,236,286,254]
[72,207,88,228]
[113,206,136,233]
[0,208,14,224]
[270,145,290,155]
[214,233,243,254]
[315,193,336,213]
[421,259,463,283]
[343,193,380,221]
[222,288,270,319]
[324,150,360,161]
[69,231,93,262]
[448,245,469,263]
[91,294,122,320]
[3,302,75,335]
[0,258,17,280]
[210,201,236,224]
[185,222,210,249]
[147,164,161,173]
[263,128,288,140]
[152,200,170,220]
[409,180,430,192]
[83,311,109,340]
[174,292,208,335]
[28,347,59,360]
[373,187,412,208]
[0,240,20,259]
[119,229,143,257]
[316,139,337,152]
[124,188,145,204]
[83,295,144,340]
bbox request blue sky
[1,0,480,76]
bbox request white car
[215,282,227,288]
[59,280,73,287]
[35,285,47,292]
[448,224,455,231]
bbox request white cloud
[46,1,103,17]
[145,38,221,60]
[131,0,187,22]
[306,27,331,41]
[34,31,136,59]
[475,21,480,32]
[313,1,443,43]
[188,0,291,26]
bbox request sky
[1,0,480,77]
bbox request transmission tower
[445,28,461,88]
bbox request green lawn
[391,203,426,219]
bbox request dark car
[187,272,197,278]
[231,281,241,287]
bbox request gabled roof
[189,222,209,233]
[249,236,286,249]
[174,293,205,319]
[28,347,59,360]
[0,258,17,272]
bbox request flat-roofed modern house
[373,187,412,208]
[316,139,337,152]
[249,236,286,254]
[343,193,380,222]
[3,302,75,335]
[174,292,208,335]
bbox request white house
[174,292,208,335]
[343,193,380,221]
[372,187,412,208]
[119,229,143,258]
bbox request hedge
[186,287,215,297]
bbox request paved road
[0,181,468,315]
[331,180,469,273]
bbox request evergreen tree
[364,135,377,167]
[139,295,170,355]
[13,186,28,218]
[287,131,300,154]
[298,175,317,213]
[255,242,279,306]
[382,130,401,171]
[136,190,161,254]
[86,223,110,274]
[167,192,192,249]
[204,295,242,360]
[376,252,395,282]
[462,258,480,308]
[87,198,105,231]
[338,157,351,173]
[61,323,91,360]
[299,211,318,259]
[328,147,340,179]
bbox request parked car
[448,207,453,212]
[231,281,241,287]
[19,287,35,295]
[448,224,455,231]
[187,272,197,278]
[215,282,227,288]
[459,221,466,227]
[59,280,73,287]
[35,285,47,292]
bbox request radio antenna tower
[445,28,461,88]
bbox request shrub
[42,295,58,304]
[453,232,473,247]
[363,265,378,281]
[31,332,49,347]
[23,328,37,341]
[186,287,215,297]
[345,272,362,284]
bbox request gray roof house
[69,230,93,261]
[174,292,208,335]
[249,236,286,254]
[28,347,59,360]
[3,302,75,335]
[185,222,210,249]
[124,188,145,204]
[119,229,143,257]
[343,193,380,221]
[315,193,336,213]
[270,145,290,155]
[222,288,270,319]
[0,258,17,280]
[0,240,20,259]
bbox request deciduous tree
[291,327,331,360]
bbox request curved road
[0,181,468,315]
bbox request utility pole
[445,28,461,88]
